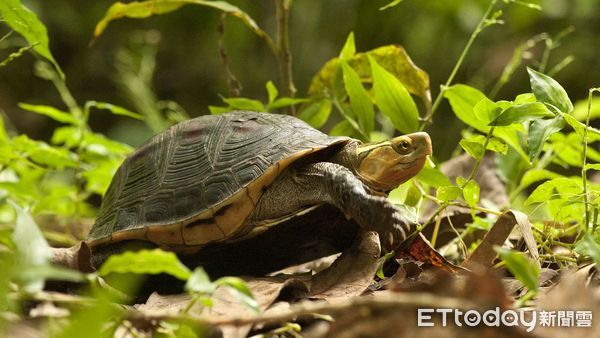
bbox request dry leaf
[309,230,380,300]
[135,276,308,338]
[535,271,600,338]
[462,210,538,270]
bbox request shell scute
[87,111,349,247]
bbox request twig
[10,290,96,305]
[419,0,499,130]
[125,292,481,327]
[275,0,296,111]
[217,13,242,97]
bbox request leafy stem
[583,88,600,232]
[420,0,499,130]
[418,126,496,245]
[538,26,574,73]
[41,64,82,119]
[330,96,369,141]
[35,62,89,220]
[0,43,38,68]
[465,127,496,183]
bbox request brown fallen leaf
[3,321,44,338]
[134,276,308,338]
[534,271,600,338]
[305,269,527,338]
[397,233,462,273]
[309,230,380,300]
[461,210,539,270]
[511,210,540,266]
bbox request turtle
[87,111,432,274]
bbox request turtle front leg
[252,162,412,250]
[321,163,411,249]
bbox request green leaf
[98,249,192,280]
[527,115,565,163]
[379,0,404,11]
[12,135,78,168]
[18,264,86,284]
[19,103,79,125]
[444,85,489,132]
[573,97,600,122]
[309,45,430,111]
[460,139,485,160]
[185,267,215,294]
[369,131,389,142]
[490,102,553,126]
[586,163,600,171]
[495,247,539,291]
[82,158,124,195]
[519,169,562,190]
[85,101,143,120]
[329,120,354,137]
[462,180,480,207]
[298,100,332,129]
[209,105,231,115]
[9,201,52,293]
[265,81,278,104]
[460,134,507,160]
[369,56,418,133]
[341,62,375,135]
[416,167,452,187]
[0,115,8,144]
[83,132,133,156]
[268,97,309,110]
[548,133,600,167]
[30,146,78,169]
[574,234,600,267]
[444,87,528,161]
[339,32,356,61]
[525,177,582,205]
[0,0,64,78]
[96,0,184,39]
[492,127,527,160]
[51,126,81,147]
[473,98,501,124]
[94,0,263,42]
[514,93,537,104]
[222,97,265,111]
[436,185,462,203]
[561,113,600,143]
[215,277,259,312]
[527,67,573,114]
[215,277,253,298]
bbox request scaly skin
[249,131,432,250]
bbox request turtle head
[355,132,432,192]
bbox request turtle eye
[394,140,412,155]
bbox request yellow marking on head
[356,132,432,192]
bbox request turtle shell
[87,111,350,251]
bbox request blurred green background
[0,0,598,159]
